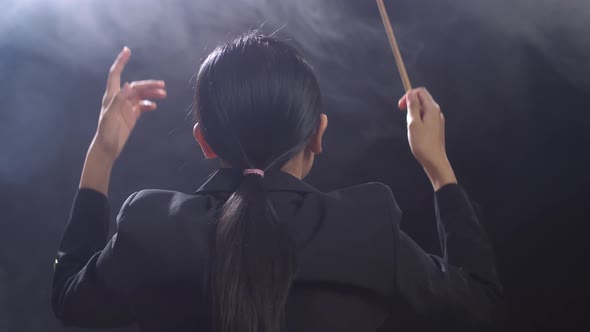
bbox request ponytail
[211,171,297,332]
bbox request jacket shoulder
[294,182,402,295]
[124,189,193,210]
[328,181,393,197]
[119,189,209,222]
[114,189,213,266]
[325,182,401,220]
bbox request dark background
[1,0,589,331]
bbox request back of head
[195,32,322,170]
[194,32,322,332]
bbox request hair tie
[243,169,264,178]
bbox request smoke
[0,2,589,329]
[455,0,590,87]
[0,0,589,185]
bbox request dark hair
[194,32,322,332]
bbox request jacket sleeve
[52,189,138,327]
[390,184,502,326]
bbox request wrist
[86,143,116,168]
[79,141,115,195]
[88,136,117,164]
[422,156,458,191]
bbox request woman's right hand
[398,88,457,191]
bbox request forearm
[435,185,498,276]
[79,139,115,196]
[395,183,501,324]
[54,157,134,327]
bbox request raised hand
[398,88,457,191]
[93,47,167,161]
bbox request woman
[52,33,501,331]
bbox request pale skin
[80,47,456,196]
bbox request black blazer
[52,169,501,331]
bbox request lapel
[194,168,320,195]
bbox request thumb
[406,90,422,124]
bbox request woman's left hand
[93,47,167,162]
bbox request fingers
[129,80,166,98]
[129,80,165,91]
[107,47,131,95]
[415,88,441,120]
[135,88,167,100]
[129,80,167,103]
[137,100,158,112]
[406,89,422,125]
[401,87,442,125]
[113,82,165,113]
[415,87,435,104]
[398,94,408,110]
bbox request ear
[308,114,328,154]
[193,123,218,159]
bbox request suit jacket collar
[194,168,320,194]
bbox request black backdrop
[1,0,589,331]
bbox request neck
[280,157,304,179]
